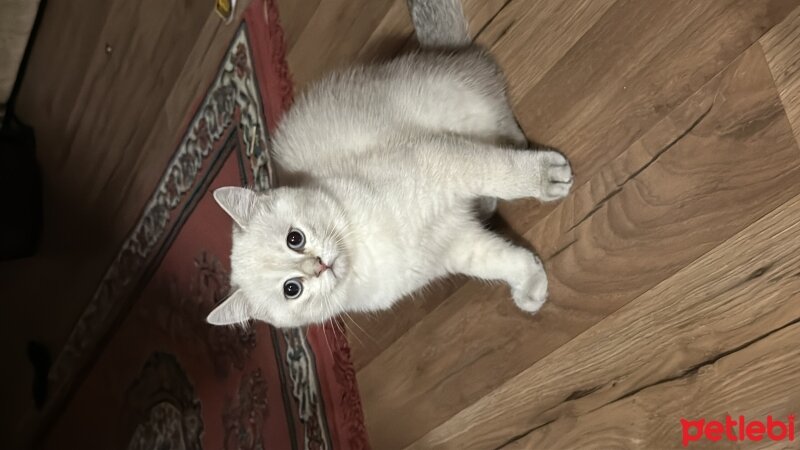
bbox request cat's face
[207,186,352,328]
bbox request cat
[206,0,573,328]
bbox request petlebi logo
[681,414,796,447]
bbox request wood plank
[275,0,322,52]
[506,323,800,449]
[502,0,799,235]
[357,41,800,450]
[284,0,398,88]
[463,0,512,41]
[355,0,513,59]
[356,0,415,62]
[410,194,800,448]
[761,5,800,147]
[348,276,468,371]
[283,0,511,87]
[476,0,617,101]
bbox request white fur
[207,5,573,329]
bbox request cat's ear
[206,289,250,325]
[213,187,257,228]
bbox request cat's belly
[345,200,471,311]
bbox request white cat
[207,0,573,328]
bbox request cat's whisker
[325,300,358,350]
[324,299,341,331]
[330,235,350,252]
[343,311,376,345]
[340,315,367,348]
[323,215,336,242]
[319,306,335,359]
[325,324,337,360]
[330,292,376,345]
[334,317,349,342]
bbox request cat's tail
[408,0,470,48]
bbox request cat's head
[206,186,352,328]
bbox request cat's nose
[300,257,329,277]
[314,257,329,277]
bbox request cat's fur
[207,0,573,328]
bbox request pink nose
[314,258,330,276]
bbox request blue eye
[287,229,305,250]
[283,278,303,299]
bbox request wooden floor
[3,0,799,447]
[277,0,800,448]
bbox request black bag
[0,0,46,260]
[0,115,41,260]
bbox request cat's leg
[479,115,526,217]
[475,196,498,221]
[444,223,548,313]
[472,81,524,217]
[416,137,573,202]
[401,49,527,147]
[450,49,529,148]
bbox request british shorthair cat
[207,0,573,328]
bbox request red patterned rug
[35,1,368,448]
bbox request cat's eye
[286,228,305,250]
[283,278,303,299]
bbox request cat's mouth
[327,256,340,279]
[315,255,342,280]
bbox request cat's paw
[511,270,548,314]
[535,150,573,201]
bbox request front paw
[511,270,549,314]
[535,150,573,201]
